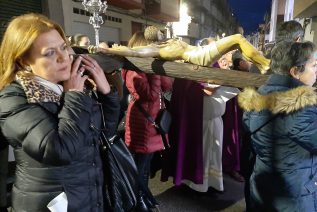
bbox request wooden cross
[93,54,269,88]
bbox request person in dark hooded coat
[238,41,317,211]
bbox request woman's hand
[81,55,110,95]
[63,55,88,92]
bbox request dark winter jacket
[0,130,7,151]
[238,74,317,212]
[99,89,121,138]
[0,74,105,212]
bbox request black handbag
[135,93,171,149]
[155,108,171,134]
[98,103,139,212]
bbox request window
[73,8,79,14]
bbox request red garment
[123,70,173,153]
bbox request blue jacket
[238,74,317,212]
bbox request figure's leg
[97,45,160,58]
[215,34,270,74]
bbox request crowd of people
[0,12,317,212]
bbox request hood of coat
[16,71,61,104]
[238,86,317,114]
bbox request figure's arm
[98,45,160,58]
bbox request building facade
[1,0,239,46]
[182,0,239,44]
[0,0,179,44]
[45,0,179,45]
[268,0,317,46]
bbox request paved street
[150,172,246,212]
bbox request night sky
[228,0,272,35]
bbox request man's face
[239,60,251,71]
[157,30,165,41]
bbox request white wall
[72,22,120,45]
[269,0,278,41]
[284,0,294,21]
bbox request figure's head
[276,20,304,44]
[144,25,164,42]
[73,33,90,46]
[128,31,149,48]
[0,13,71,89]
[271,41,317,86]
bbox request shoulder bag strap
[135,101,169,149]
[135,102,157,127]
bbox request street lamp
[82,0,108,46]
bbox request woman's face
[299,53,317,86]
[24,29,71,84]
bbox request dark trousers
[240,133,256,212]
[133,153,157,204]
[0,147,8,208]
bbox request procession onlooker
[0,13,110,211]
[123,29,173,211]
[264,20,304,58]
[239,40,317,211]
[70,33,91,47]
[239,20,304,211]
[232,57,261,73]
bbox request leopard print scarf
[16,71,61,104]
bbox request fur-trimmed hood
[238,86,317,114]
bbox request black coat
[0,78,105,212]
[0,130,7,151]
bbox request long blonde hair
[127,31,149,48]
[0,13,67,90]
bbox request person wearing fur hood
[238,40,317,211]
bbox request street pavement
[149,172,246,212]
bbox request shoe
[143,196,159,209]
[136,195,152,212]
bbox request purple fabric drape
[222,97,242,173]
[161,78,204,185]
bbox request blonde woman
[0,13,110,211]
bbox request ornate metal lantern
[82,0,108,46]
